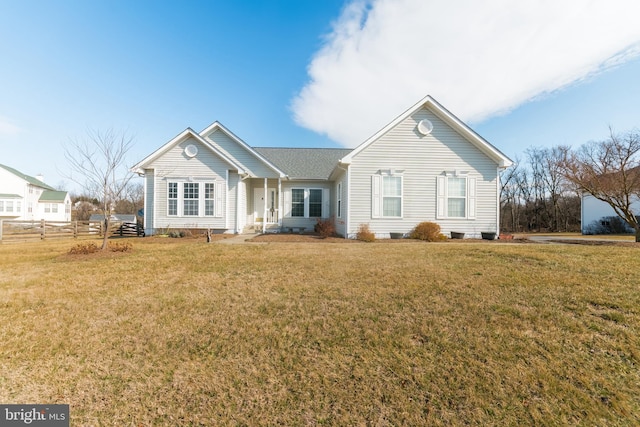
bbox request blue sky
[1,0,640,192]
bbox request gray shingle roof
[254,148,352,180]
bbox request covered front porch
[245,177,283,233]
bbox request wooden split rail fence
[0,219,144,243]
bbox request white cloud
[292,0,640,147]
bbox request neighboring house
[132,95,513,238]
[0,164,71,222]
[581,194,639,234]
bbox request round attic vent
[185,144,198,158]
[417,119,433,135]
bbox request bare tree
[561,128,640,241]
[63,129,135,249]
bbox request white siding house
[581,193,640,234]
[133,96,512,238]
[0,164,71,222]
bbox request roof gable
[0,164,56,190]
[339,95,513,168]
[131,128,244,174]
[200,122,286,178]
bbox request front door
[254,188,277,223]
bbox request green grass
[1,238,639,425]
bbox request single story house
[0,164,71,222]
[132,95,513,238]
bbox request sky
[1,0,640,193]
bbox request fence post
[74,221,78,239]
[41,219,46,240]
[0,219,3,242]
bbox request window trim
[288,187,327,218]
[371,171,404,219]
[167,180,223,218]
[436,173,476,220]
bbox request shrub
[69,242,99,255]
[109,242,132,252]
[314,217,336,238]
[356,223,375,242]
[168,230,187,238]
[410,222,446,242]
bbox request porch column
[263,178,267,234]
[278,178,282,228]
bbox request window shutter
[322,188,330,218]
[436,176,446,219]
[283,189,291,217]
[371,175,381,218]
[215,181,224,218]
[467,177,476,219]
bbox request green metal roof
[0,163,56,190]
[39,190,68,202]
[0,193,22,199]
[254,148,352,180]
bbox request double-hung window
[372,172,403,218]
[168,182,178,216]
[437,174,476,219]
[289,188,326,218]
[183,183,199,216]
[204,183,215,216]
[291,189,305,217]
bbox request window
[372,173,403,218]
[65,201,70,214]
[6,201,13,213]
[437,175,476,219]
[28,202,33,213]
[289,188,326,218]
[17,201,21,213]
[337,182,342,218]
[44,203,50,213]
[383,176,402,217]
[0,201,3,212]
[309,189,322,217]
[167,181,223,217]
[205,183,215,216]
[52,203,58,213]
[168,182,178,216]
[291,189,305,217]
[183,183,199,216]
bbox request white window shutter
[467,177,476,219]
[436,176,446,219]
[215,181,224,218]
[371,175,381,218]
[322,188,330,218]
[283,189,291,217]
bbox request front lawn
[1,238,638,425]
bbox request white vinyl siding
[347,106,500,237]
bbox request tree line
[501,128,640,240]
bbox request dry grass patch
[1,239,639,425]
